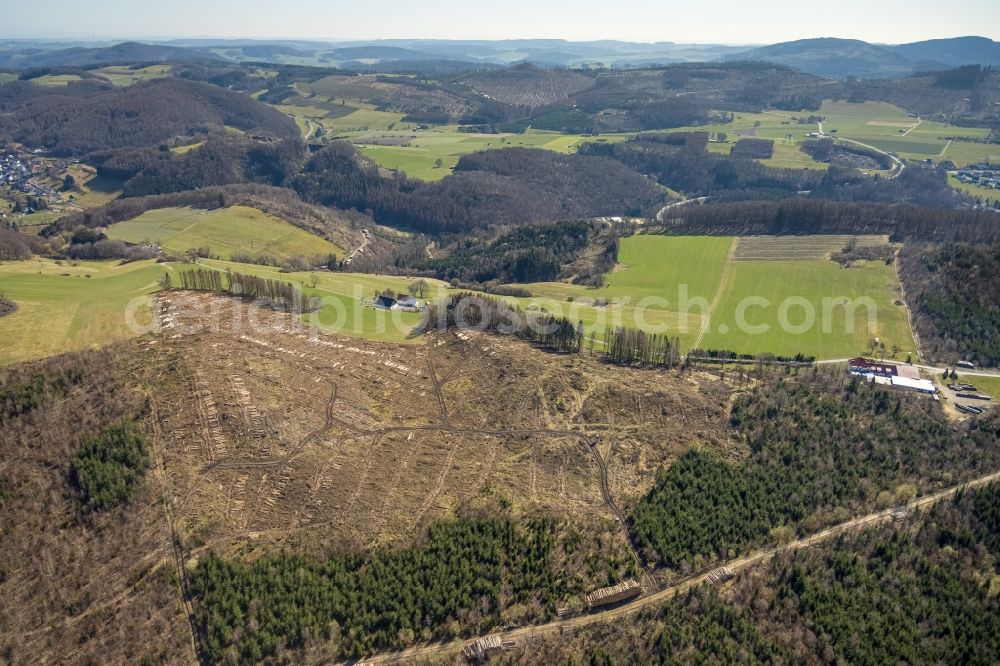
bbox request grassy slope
[759,141,829,170]
[30,74,83,86]
[106,206,345,260]
[0,258,167,365]
[194,259,449,344]
[92,64,173,86]
[519,236,732,350]
[0,253,454,366]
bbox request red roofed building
[848,357,898,377]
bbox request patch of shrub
[69,422,149,512]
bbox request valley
[1,23,999,666]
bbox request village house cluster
[0,153,32,191]
[1,152,62,213]
[951,163,1000,190]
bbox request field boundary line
[688,237,737,353]
[901,116,922,137]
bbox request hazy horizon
[3,0,998,45]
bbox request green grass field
[518,236,732,350]
[758,141,830,170]
[171,141,205,155]
[660,100,992,171]
[948,174,1000,199]
[30,74,83,86]
[93,64,173,86]
[523,235,732,304]
[960,375,1000,400]
[0,73,16,85]
[814,100,991,164]
[512,234,916,360]
[859,138,943,155]
[194,259,451,344]
[936,140,1000,166]
[699,259,915,359]
[0,230,921,364]
[304,108,411,136]
[0,258,168,365]
[106,206,345,261]
[0,253,455,366]
[358,130,628,180]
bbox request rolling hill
[0,41,220,69]
[728,36,1000,79]
[2,37,999,77]
[0,77,299,154]
[104,205,345,262]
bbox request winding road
[836,136,906,179]
[655,196,709,223]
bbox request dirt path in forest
[349,468,1000,665]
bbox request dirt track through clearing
[350,468,1000,665]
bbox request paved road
[813,119,905,180]
[655,196,709,223]
[349,469,1000,665]
[838,136,905,179]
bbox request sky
[2,0,998,44]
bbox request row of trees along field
[660,198,1000,243]
[189,518,565,661]
[899,242,1000,366]
[172,267,318,312]
[427,297,802,371]
[629,373,1000,572]
[501,483,1000,665]
[601,327,681,368]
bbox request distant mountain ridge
[0,41,220,69]
[726,36,1000,78]
[0,36,998,78]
